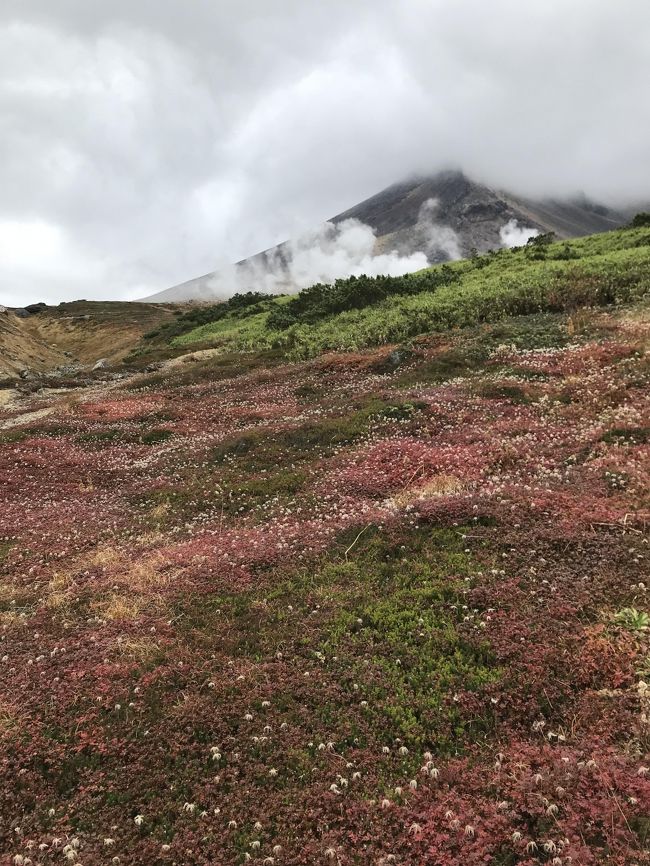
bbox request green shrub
[140,429,174,445]
[267,265,461,330]
[629,212,650,228]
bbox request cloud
[1,1,649,305]
[499,219,540,248]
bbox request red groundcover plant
[0,310,648,864]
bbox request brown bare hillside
[0,301,179,377]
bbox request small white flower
[134,815,145,827]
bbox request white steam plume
[499,219,540,248]
[415,198,463,260]
[205,199,461,298]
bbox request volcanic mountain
[145,170,630,302]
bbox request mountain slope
[134,225,650,366]
[2,241,649,862]
[146,170,629,302]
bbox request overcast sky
[1,0,649,306]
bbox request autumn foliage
[0,307,648,864]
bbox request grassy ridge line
[171,227,650,358]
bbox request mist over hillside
[144,170,630,303]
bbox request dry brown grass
[118,636,164,665]
[114,552,179,594]
[566,309,598,336]
[150,501,171,524]
[391,474,465,508]
[0,700,18,737]
[0,581,15,607]
[42,544,178,623]
[0,610,23,628]
[44,570,76,614]
[94,593,148,621]
[87,545,122,568]
[0,580,34,619]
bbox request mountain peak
[143,171,627,302]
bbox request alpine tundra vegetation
[1,226,650,864]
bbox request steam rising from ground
[205,198,461,297]
[499,219,540,247]
[258,219,430,289]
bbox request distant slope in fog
[144,170,630,302]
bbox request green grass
[164,227,650,360]
[319,525,498,748]
[171,523,498,756]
